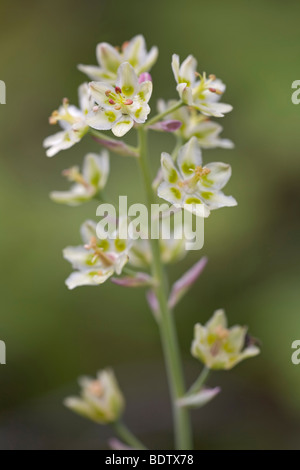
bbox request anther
[124,99,133,105]
[105,90,111,97]
[109,99,115,105]
[115,86,122,94]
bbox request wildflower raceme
[45,34,260,450]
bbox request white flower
[191,310,260,370]
[87,62,152,137]
[50,151,109,206]
[64,219,131,290]
[78,35,158,83]
[172,54,232,117]
[157,137,237,217]
[43,83,92,157]
[64,369,125,424]
[157,99,234,149]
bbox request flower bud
[64,369,125,424]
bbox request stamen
[87,380,103,398]
[124,99,133,105]
[105,90,111,97]
[115,86,122,94]
[109,99,115,105]
[62,167,91,190]
[215,325,229,340]
[84,237,114,268]
[209,74,216,81]
[93,105,100,112]
[114,104,122,110]
[49,110,59,125]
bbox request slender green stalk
[187,367,210,396]
[146,101,183,127]
[113,421,147,450]
[137,126,192,450]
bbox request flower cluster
[45,35,260,448]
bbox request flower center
[49,98,81,125]
[193,73,223,100]
[179,166,211,192]
[105,87,134,112]
[62,166,91,190]
[84,237,114,268]
[87,380,104,398]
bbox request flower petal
[179,55,197,86]
[129,101,150,124]
[77,64,116,82]
[112,116,134,137]
[172,54,180,83]
[157,181,185,206]
[80,220,97,244]
[96,42,121,73]
[207,309,227,330]
[43,130,79,157]
[65,270,113,289]
[199,190,237,210]
[89,82,114,107]
[176,83,193,105]
[116,62,139,97]
[86,108,120,131]
[196,101,233,117]
[124,35,146,67]
[137,80,153,103]
[177,137,202,178]
[82,151,109,191]
[138,46,158,74]
[200,162,232,190]
[63,246,96,270]
[50,185,92,206]
[78,83,92,114]
[161,152,180,184]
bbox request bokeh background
[1,0,300,450]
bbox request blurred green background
[1,0,300,450]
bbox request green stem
[187,367,210,396]
[113,421,147,450]
[146,101,183,127]
[137,126,192,450]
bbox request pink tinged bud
[124,99,133,105]
[109,99,115,105]
[92,136,139,157]
[146,289,160,320]
[177,387,221,409]
[168,257,208,309]
[139,72,152,83]
[115,86,122,94]
[111,273,154,288]
[108,439,133,451]
[150,120,182,133]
